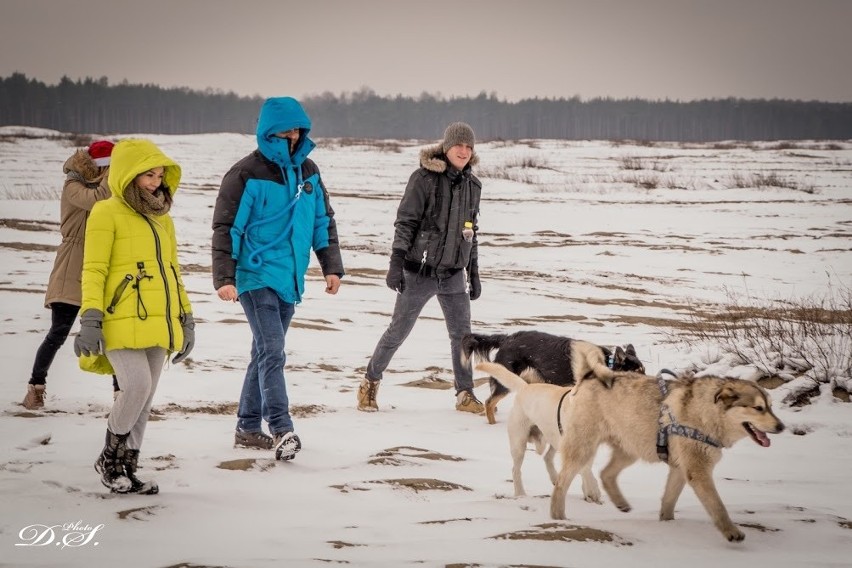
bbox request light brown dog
[476,362,602,502]
[484,363,785,542]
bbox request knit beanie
[442,122,475,153]
[88,140,115,167]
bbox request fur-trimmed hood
[418,143,479,174]
[64,149,104,184]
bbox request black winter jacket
[391,144,481,278]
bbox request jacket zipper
[142,216,175,350]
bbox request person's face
[274,128,300,153]
[445,143,472,170]
[134,167,165,193]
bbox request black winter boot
[94,429,132,493]
[124,449,159,495]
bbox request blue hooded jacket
[211,97,344,304]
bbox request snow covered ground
[1,127,850,567]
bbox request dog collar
[656,370,721,462]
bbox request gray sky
[1,0,850,102]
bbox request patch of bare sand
[151,402,329,419]
[117,505,163,521]
[216,458,276,472]
[331,478,471,493]
[491,522,630,545]
[369,446,464,466]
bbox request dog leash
[656,369,721,462]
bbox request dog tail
[476,361,529,393]
[461,333,508,369]
[571,340,617,388]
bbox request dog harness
[656,369,721,462]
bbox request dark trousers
[30,302,119,391]
[30,302,79,385]
[366,268,473,394]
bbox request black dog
[461,330,645,424]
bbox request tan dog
[484,364,785,542]
[476,362,601,503]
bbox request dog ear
[625,343,637,355]
[714,385,740,408]
[613,346,626,366]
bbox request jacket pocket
[410,230,440,268]
[458,237,473,267]
[106,274,134,314]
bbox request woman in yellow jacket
[74,139,194,494]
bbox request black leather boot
[124,449,159,495]
[94,429,132,493]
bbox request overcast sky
[2,0,850,103]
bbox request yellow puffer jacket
[79,139,191,374]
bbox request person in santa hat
[21,139,119,410]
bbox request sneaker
[273,432,302,461]
[234,429,274,450]
[22,384,46,410]
[357,377,380,412]
[455,390,485,414]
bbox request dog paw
[723,526,745,542]
[584,494,603,505]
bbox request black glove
[385,249,406,293]
[74,309,105,357]
[469,268,481,301]
[172,313,195,364]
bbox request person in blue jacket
[212,97,345,461]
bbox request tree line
[2,73,851,142]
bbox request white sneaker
[273,432,302,461]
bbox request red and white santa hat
[88,140,115,167]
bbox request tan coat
[44,150,111,307]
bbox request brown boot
[455,390,485,414]
[22,384,46,410]
[357,377,380,412]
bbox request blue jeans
[366,268,473,393]
[237,287,296,436]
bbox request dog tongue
[752,427,771,447]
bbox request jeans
[366,268,473,394]
[30,302,78,384]
[237,287,296,435]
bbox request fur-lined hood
[64,149,104,184]
[418,143,479,174]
